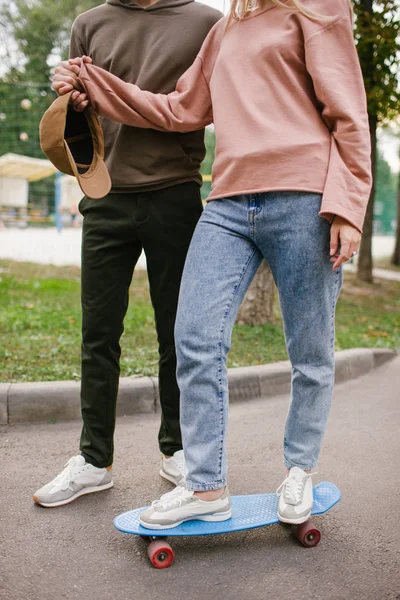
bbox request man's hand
[52,56,93,112]
[329,216,361,270]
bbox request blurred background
[0,0,399,384]
[0,1,398,260]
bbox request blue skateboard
[114,481,341,568]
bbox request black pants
[78,182,203,468]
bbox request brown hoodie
[70,0,222,192]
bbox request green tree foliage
[354,0,400,121]
[0,1,102,161]
[0,1,101,214]
[0,0,101,82]
[353,0,400,281]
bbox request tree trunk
[391,145,400,266]
[236,261,275,325]
[357,113,377,283]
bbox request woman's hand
[329,216,361,270]
[52,56,93,112]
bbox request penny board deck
[114,481,340,538]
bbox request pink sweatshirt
[78,0,372,232]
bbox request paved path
[0,227,146,269]
[1,357,399,600]
[344,264,400,282]
[371,267,400,281]
[0,227,395,271]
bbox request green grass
[335,276,400,352]
[0,259,399,383]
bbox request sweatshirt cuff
[78,64,94,106]
[319,202,364,233]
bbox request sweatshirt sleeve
[304,13,372,232]
[78,57,213,133]
[69,22,86,59]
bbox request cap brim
[64,141,111,199]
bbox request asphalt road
[1,357,399,600]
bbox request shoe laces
[52,456,85,491]
[151,486,193,510]
[276,471,315,506]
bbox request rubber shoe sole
[277,510,311,525]
[139,507,232,530]
[33,480,114,508]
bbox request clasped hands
[52,55,93,112]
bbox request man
[33,0,222,507]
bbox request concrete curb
[1,348,396,426]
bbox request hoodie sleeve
[304,10,372,232]
[69,21,86,59]
[78,57,213,133]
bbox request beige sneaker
[159,450,186,486]
[140,485,232,530]
[33,455,113,508]
[277,467,313,524]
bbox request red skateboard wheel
[147,539,175,569]
[296,521,321,548]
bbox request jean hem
[81,453,112,469]
[186,480,227,491]
[284,459,318,471]
[159,446,184,457]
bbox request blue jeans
[175,192,343,491]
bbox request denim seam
[216,246,259,479]
[249,208,255,239]
[330,267,342,357]
[248,195,262,239]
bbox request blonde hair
[228,0,345,25]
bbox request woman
[54,0,371,529]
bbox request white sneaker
[33,455,113,508]
[276,467,314,524]
[159,450,186,486]
[140,485,232,530]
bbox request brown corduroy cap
[39,91,111,199]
